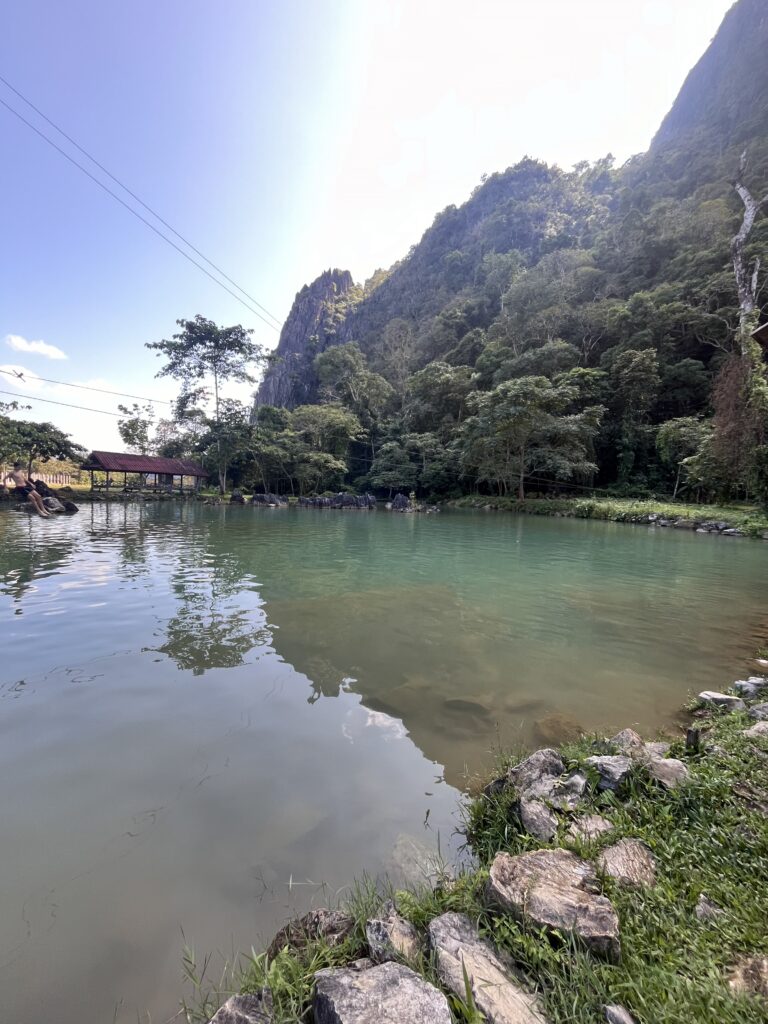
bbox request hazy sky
[1,0,732,450]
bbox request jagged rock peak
[256,269,357,410]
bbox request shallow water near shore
[1,503,766,1023]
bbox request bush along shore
[190,671,768,1024]
[451,496,768,539]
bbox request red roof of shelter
[82,451,208,476]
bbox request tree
[117,403,155,454]
[608,349,661,482]
[460,377,601,498]
[197,400,251,491]
[656,417,712,498]
[147,315,264,491]
[4,419,85,476]
[369,441,418,496]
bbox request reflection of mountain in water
[263,583,548,785]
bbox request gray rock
[698,691,746,712]
[550,772,587,811]
[609,729,645,756]
[733,678,768,698]
[644,740,671,758]
[207,992,273,1024]
[728,955,768,998]
[43,495,66,512]
[597,839,656,889]
[721,528,744,536]
[567,814,614,842]
[743,721,768,740]
[694,894,724,921]
[584,755,632,792]
[748,702,768,721]
[365,900,421,963]
[507,748,565,800]
[487,849,620,962]
[427,912,547,1024]
[604,1006,636,1024]
[519,798,558,841]
[313,961,452,1024]
[267,908,354,959]
[646,757,689,790]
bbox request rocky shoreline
[198,672,768,1024]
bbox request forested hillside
[252,0,768,502]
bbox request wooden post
[685,728,700,754]
[89,469,94,491]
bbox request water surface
[1,503,766,1023]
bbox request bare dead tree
[731,150,768,348]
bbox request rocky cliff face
[256,269,358,409]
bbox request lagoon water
[1,503,767,1023]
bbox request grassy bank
[451,495,768,538]
[184,705,768,1023]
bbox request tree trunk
[731,152,767,350]
[518,448,526,500]
[673,462,682,499]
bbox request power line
[0,94,280,331]
[0,73,282,330]
[0,389,123,417]
[0,367,172,405]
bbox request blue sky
[1,0,732,450]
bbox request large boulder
[519,799,558,842]
[390,493,409,512]
[584,755,632,793]
[743,721,768,740]
[267,908,354,959]
[43,496,66,512]
[507,748,565,800]
[646,757,689,790]
[365,900,421,963]
[487,849,620,962]
[698,691,746,712]
[597,839,656,889]
[733,677,768,698]
[207,992,273,1023]
[427,912,548,1024]
[313,961,452,1024]
[230,489,245,504]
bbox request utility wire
[0,389,123,416]
[0,73,282,330]
[0,94,280,331]
[0,367,172,405]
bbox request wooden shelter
[81,451,208,493]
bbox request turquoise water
[1,503,766,1023]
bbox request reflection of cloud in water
[342,704,408,743]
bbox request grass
[182,708,768,1023]
[451,495,768,537]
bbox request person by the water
[4,464,51,517]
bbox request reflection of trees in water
[0,513,78,605]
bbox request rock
[507,748,565,800]
[42,495,66,512]
[698,691,746,712]
[604,1006,636,1024]
[484,775,508,798]
[267,908,354,959]
[609,729,645,756]
[427,912,547,1024]
[207,992,273,1024]
[390,493,410,512]
[313,961,452,1024]
[733,678,768,698]
[550,772,588,811]
[644,740,671,758]
[230,490,245,504]
[673,519,697,529]
[728,955,768,998]
[694,893,724,921]
[487,849,620,962]
[646,757,689,789]
[721,528,744,536]
[519,798,558,841]
[365,900,421,963]
[743,722,768,740]
[533,711,583,746]
[61,499,79,513]
[748,702,768,721]
[584,755,632,792]
[567,814,614,842]
[597,839,656,889]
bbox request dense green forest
[244,0,768,504]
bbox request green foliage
[0,417,86,476]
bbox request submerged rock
[207,992,273,1024]
[365,900,421,963]
[313,961,452,1024]
[533,712,583,746]
[698,691,746,712]
[597,839,656,889]
[428,912,547,1024]
[487,849,620,962]
[267,908,354,959]
[386,833,452,888]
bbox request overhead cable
[0,388,124,416]
[0,95,280,331]
[0,367,172,405]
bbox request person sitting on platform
[4,463,51,517]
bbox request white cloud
[6,334,67,360]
